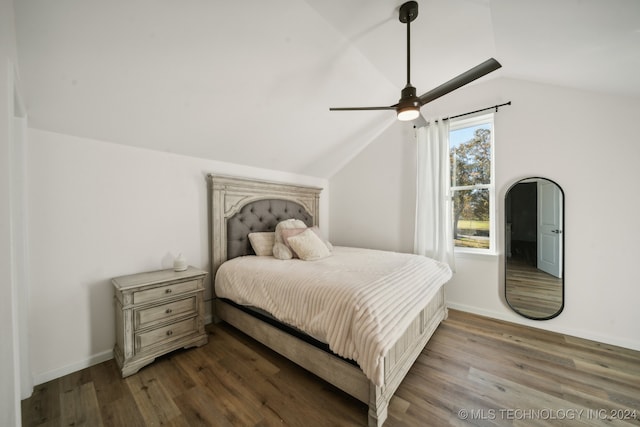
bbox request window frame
[449,112,496,255]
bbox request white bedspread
[214,246,452,386]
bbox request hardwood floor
[22,310,640,426]
[506,258,563,318]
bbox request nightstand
[112,266,208,377]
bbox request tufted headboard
[208,174,322,283]
[226,199,313,260]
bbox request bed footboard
[215,299,371,402]
[368,287,446,426]
[215,286,446,427]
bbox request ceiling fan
[330,1,502,121]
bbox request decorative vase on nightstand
[173,253,187,271]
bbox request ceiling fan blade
[418,58,501,106]
[329,106,395,111]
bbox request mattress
[215,246,452,386]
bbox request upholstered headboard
[226,199,313,260]
[208,174,322,279]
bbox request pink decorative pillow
[274,219,307,244]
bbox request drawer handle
[165,289,172,294]
[165,308,173,314]
[166,330,173,336]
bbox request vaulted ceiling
[14,0,640,178]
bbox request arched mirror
[505,177,564,319]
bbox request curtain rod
[415,101,512,128]
[446,101,511,121]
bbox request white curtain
[414,118,455,269]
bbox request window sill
[454,248,499,258]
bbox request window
[449,113,495,252]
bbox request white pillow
[248,232,275,256]
[307,226,333,251]
[286,228,332,261]
[280,226,333,257]
[279,227,307,257]
[272,242,293,260]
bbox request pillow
[272,242,293,260]
[248,232,275,256]
[273,219,308,259]
[286,229,332,261]
[280,227,333,257]
[274,219,307,243]
[280,227,308,257]
[308,226,334,251]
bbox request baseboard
[30,309,214,391]
[31,312,214,390]
[446,302,640,352]
[28,303,637,393]
[31,348,114,388]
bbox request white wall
[330,122,417,253]
[329,76,640,351]
[27,128,328,385]
[1,0,23,424]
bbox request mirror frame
[504,177,565,320]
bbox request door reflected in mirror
[505,177,564,319]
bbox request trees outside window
[449,114,495,251]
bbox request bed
[208,174,451,427]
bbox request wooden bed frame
[208,174,447,427]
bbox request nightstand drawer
[134,296,197,330]
[135,317,197,353]
[133,279,199,304]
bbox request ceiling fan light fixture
[397,85,420,121]
[397,106,420,121]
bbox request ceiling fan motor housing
[399,1,419,23]
[398,85,420,107]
